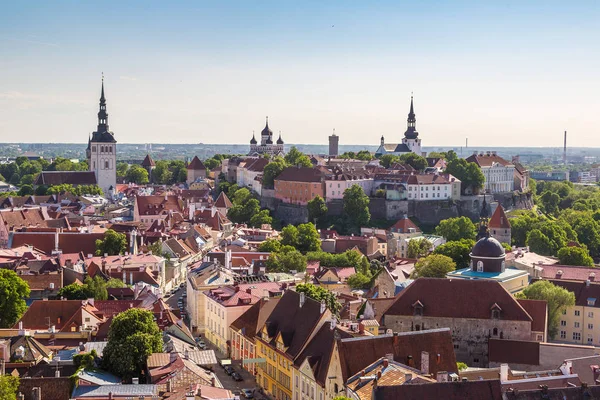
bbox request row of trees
[58,276,126,300]
[226,185,273,227]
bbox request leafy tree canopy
[296,283,341,315]
[435,217,477,242]
[411,254,456,278]
[95,229,128,256]
[102,308,162,380]
[0,269,30,328]
[516,280,575,340]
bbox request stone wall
[260,188,279,210]
[383,315,532,367]
[275,203,309,225]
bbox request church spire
[97,74,109,132]
[404,95,418,139]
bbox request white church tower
[86,76,117,196]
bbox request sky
[0,1,599,147]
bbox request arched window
[477,261,484,272]
[108,146,112,153]
[493,328,498,336]
[105,160,109,169]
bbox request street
[165,285,270,399]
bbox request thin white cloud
[8,38,59,47]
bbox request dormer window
[491,303,502,319]
[412,300,424,316]
[588,298,597,307]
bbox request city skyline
[1,1,599,147]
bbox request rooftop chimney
[300,292,306,307]
[320,300,326,314]
[500,363,509,381]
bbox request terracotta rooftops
[466,152,513,168]
[135,195,184,216]
[205,286,261,307]
[389,216,420,233]
[34,171,97,186]
[230,297,281,339]
[489,204,511,229]
[214,191,233,209]
[187,156,206,170]
[382,278,533,322]
[275,166,325,183]
[337,328,457,381]
[141,154,156,167]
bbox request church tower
[87,76,117,196]
[401,96,422,155]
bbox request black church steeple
[404,96,419,139]
[97,74,109,133]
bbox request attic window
[491,305,501,320]
[588,298,597,306]
[412,300,424,316]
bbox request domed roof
[471,236,505,258]
[261,117,273,136]
[250,134,257,145]
[265,137,273,144]
[277,133,283,144]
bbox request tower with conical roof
[400,96,422,155]
[87,75,117,196]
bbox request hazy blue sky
[1,1,598,147]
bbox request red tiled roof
[337,328,457,381]
[0,208,49,229]
[539,265,599,281]
[34,171,97,186]
[546,279,600,308]
[141,154,155,167]
[15,300,99,330]
[275,167,324,183]
[373,379,502,400]
[466,153,512,168]
[214,192,233,209]
[230,298,281,339]
[136,195,184,216]
[516,299,547,333]
[389,217,420,233]
[205,286,261,307]
[382,278,533,322]
[489,204,511,229]
[11,232,105,255]
[488,338,540,366]
[187,156,206,170]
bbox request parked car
[232,371,243,381]
[180,282,185,288]
[224,366,235,375]
[197,342,207,350]
[241,388,254,398]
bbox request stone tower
[87,76,117,195]
[329,130,339,157]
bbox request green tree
[399,153,428,171]
[457,362,468,371]
[411,254,456,278]
[445,158,485,194]
[0,375,19,400]
[152,160,172,184]
[296,283,341,315]
[540,191,560,215]
[263,157,288,188]
[557,246,594,267]
[343,184,370,228]
[433,239,475,269]
[57,283,88,300]
[297,223,322,253]
[266,246,307,273]
[526,229,554,256]
[95,229,127,256]
[19,174,35,185]
[250,209,273,227]
[125,165,149,185]
[17,184,34,196]
[204,157,220,170]
[103,308,162,380]
[84,276,109,300]
[516,280,575,339]
[284,147,312,167]
[435,217,477,242]
[281,225,300,248]
[379,154,399,168]
[116,162,129,178]
[307,195,328,226]
[347,272,372,289]
[0,269,30,328]
[407,238,432,259]
[258,239,282,253]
